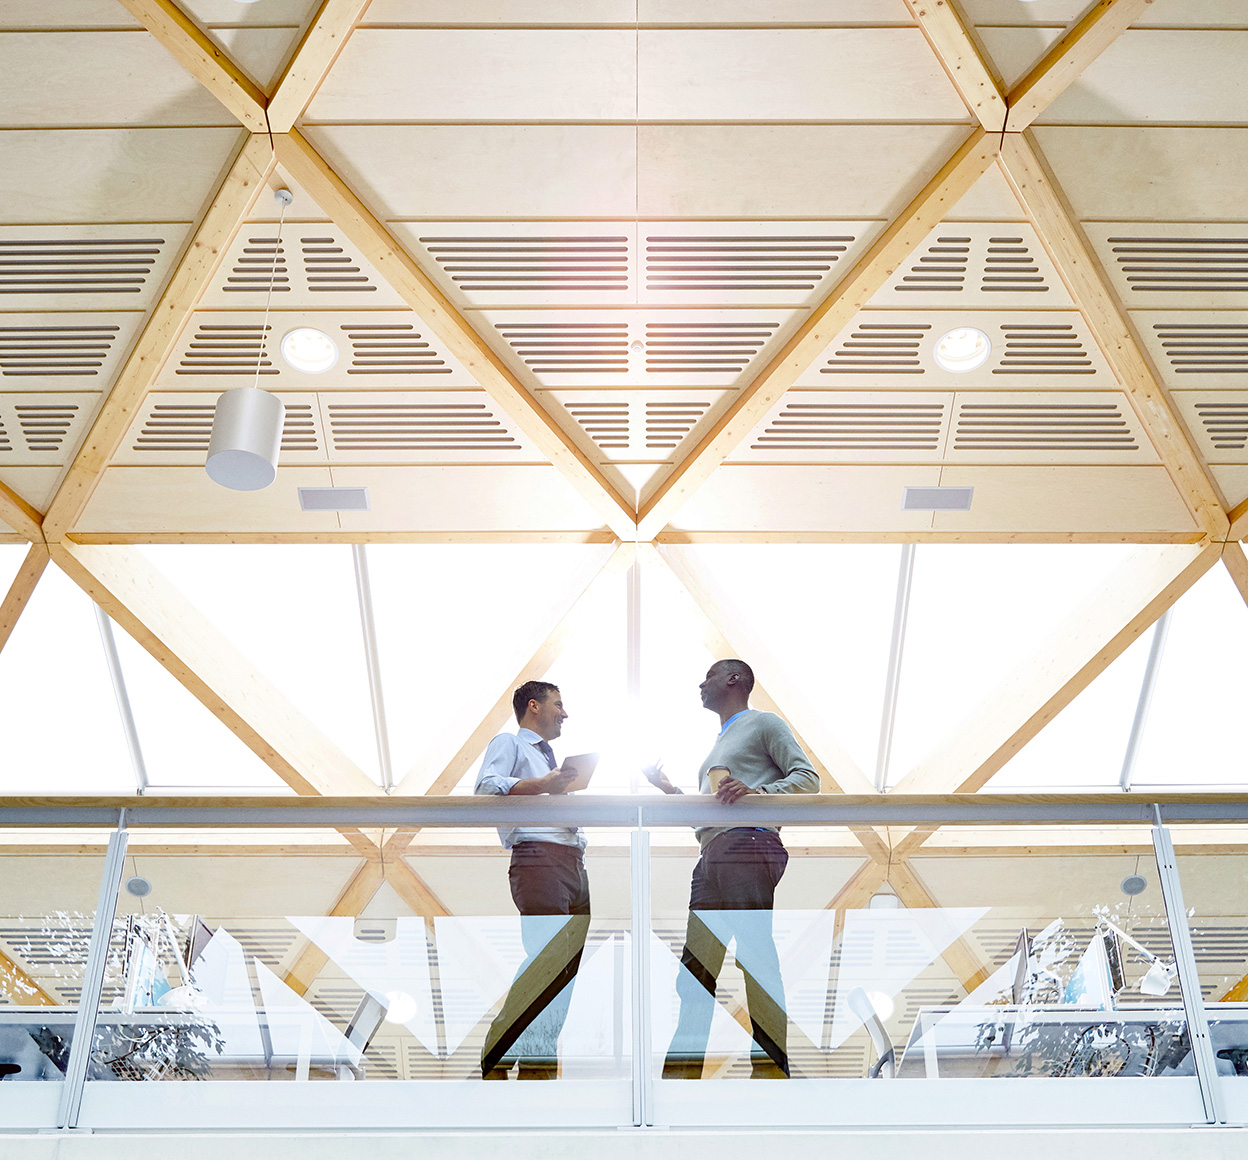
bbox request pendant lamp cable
[254,190,292,391]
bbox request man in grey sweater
[645,659,819,1078]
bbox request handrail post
[57,809,129,1129]
[630,808,653,1126]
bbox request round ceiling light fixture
[281,327,339,374]
[382,990,418,1024]
[934,327,992,373]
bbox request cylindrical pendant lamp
[205,386,286,491]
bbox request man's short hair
[713,658,755,695]
[513,680,559,723]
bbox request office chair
[848,987,895,1079]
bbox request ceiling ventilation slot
[820,323,930,374]
[567,401,630,450]
[224,238,289,293]
[954,403,1136,450]
[302,237,376,293]
[327,403,520,451]
[982,236,1048,294]
[995,324,1094,374]
[132,402,317,452]
[644,321,778,373]
[1109,236,1248,293]
[341,324,450,375]
[419,236,629,293]
[176,324,276,375]
[643,234,852,292]
[0,236,165,295]
[0,325,120,376]
[1153,322,1248,373]
[0,420,10,451]
[1194,402,1248,450]
[753,403,945,450]
[897,237,969,292]
[496,322,629,374]
[645,401,709,449]
[15,402,77,452]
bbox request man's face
[699,664,733,713]
[527,689,567,741]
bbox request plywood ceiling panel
[0,313,146,386]
[0,127,246,223]
[0,393,102,466]
[929,466,1197,534]
[204,26,306,93]
[157,311,479,390]
[305,124,638,219]
[944,167,1030,222]
[180,0,321,26]
[0,2,143,29]
[1032,127,1248,221]
[794,310,1112,389]
[1208,464,1248,509]
[330,465,609,532]
[1086,225,1248,309]
[0,31,237,127]
[0,465,77,512]
[364,1,914,24]
[307,29,638,122]
[545,388,726,463]
[973,26,1064,91]
[1133,0,1248,27]
[666,464,944,533]
[959,0,1086,24]
[637,123,971,218]
[1172,392,1248,464]
[1133,311,1248,388]
[82,465,340,533]
[636,30,968,122]
[1039,31,1248,125]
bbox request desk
[896,1006,1191,1079]
[0,1006,363,1081]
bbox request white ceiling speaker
[934,327,992,373]
[281,327,339,373]
[206,387,286,491]
[207,188,293,491]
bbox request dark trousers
[481,842,590,1075]
[665,828,789,1077]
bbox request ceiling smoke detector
[281,327,339,374]
[934,327,991,373]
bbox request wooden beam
[655,531,1204,546]
[0,481,43,545]
[393,542,634,796]
[649,542,878,797]
[114,0,269,132]
[903,0,1005,131]
[888,861,993,992]
[1221,542,1248,610]
[1228,497,1248,542]
[0,544,49,657]
[50,541,382,797]
[0,947,57,1007]
[271,130,637,541]
[827,859,890,914]
[1000,133,1228,540]
[385,857,451,919]
[893,542,1221,795]
[43,135,276,542]
[282,859,386,996]
[1006,0,1155,132]
[267,0,372,132]
[634,127,999,541]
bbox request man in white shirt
[475,680,587,1079]
[645,659,819,1079]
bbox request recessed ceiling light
[934,327,991,373]
[383,990,418,1024]
[281,327,338,374]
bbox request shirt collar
[517,727,542,743]
[719,709,751,736]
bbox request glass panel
[1131,565,1248,788]
[77,826,633,1129]
[137,546,381,786]
[891,544,1137,786]
[650,820,1204,1127]
[1170,825,1248,1122]
[0,830,111,1128]
[0,565,134,792]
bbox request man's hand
[715,776,755,805]
[507,768,576,795]
[642,762,679,795]
[541,768,577,794]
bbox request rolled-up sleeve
[474,734,521,796]
[760,719,820,795]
